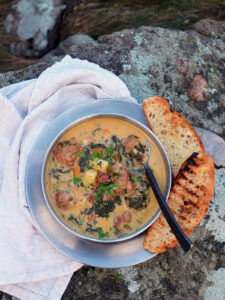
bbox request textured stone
[0,21,225,300]
[43,34,96,60]
[195,127,225,167]
[4,0,66,57]
[193,19,225,38]
[188,74,211,102]
[1,24,224,138]
[205,168,225,242]
[204,268,225,300]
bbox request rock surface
[193,18,225,38]
[43,34,96,60]
[0,19,225,300]
[4,0,66,58]
[1,20,224,138]
[195,127,225,167]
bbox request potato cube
[92,159,109,173]
[82,169,97,188]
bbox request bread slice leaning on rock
[144,152,215,253]
[142,96,205,177]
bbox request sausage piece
[112,163,129,190]
[97,171,110,183]
[122,135,139,152]
[55,190,73,210]
[114,210,132,231]
[53,138,82,167]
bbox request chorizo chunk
[55,190,73,210]
[122,135,140,152]
[112,163,129,190]
[53,138,82,167]
[112,163,135,197]
[114,210,132,231]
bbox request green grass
[61,0,225,39]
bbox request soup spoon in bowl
[145,140,193,252]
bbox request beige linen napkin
[0,56,133,300]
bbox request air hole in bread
[161,130,167,135]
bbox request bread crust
[143,153,215,253]
[142,96,205,177]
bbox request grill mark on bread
[144,150,215,253]
[183,166,193,173]
[187,155,198,166]
[173,184,199,204]
[184,186,199,198]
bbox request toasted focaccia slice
[142,96,205,177]
[144,152,215,253]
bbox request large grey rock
[43,34,96,60]
[1,21,224,138]
[0,21,225,300]
[193,18,225,38]
[5,0,66,58]
[195,127,225,167]
[58,34,95,53]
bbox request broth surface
[45,117,167,240]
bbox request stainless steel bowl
[41,112,172,243]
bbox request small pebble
[175,57,188,73]
[188,74,211,102]
[194,127,225,167]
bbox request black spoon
[145,140,193,252]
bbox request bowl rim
[41,113,172,243]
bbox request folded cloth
[0,56,133,300]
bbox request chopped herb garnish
[131,175,138,182]
[115,273,123,282]
[86,161,95,169]
[73,176,82,184]
[107,165,113,171]
[90,150,103,161]
[95,189,103,201]
[79,217,85,225]
[98,228,109,239]
[95,182,120,201]
[76,151,85,158]
[106,146,114,156]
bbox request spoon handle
[145,165,193,252]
